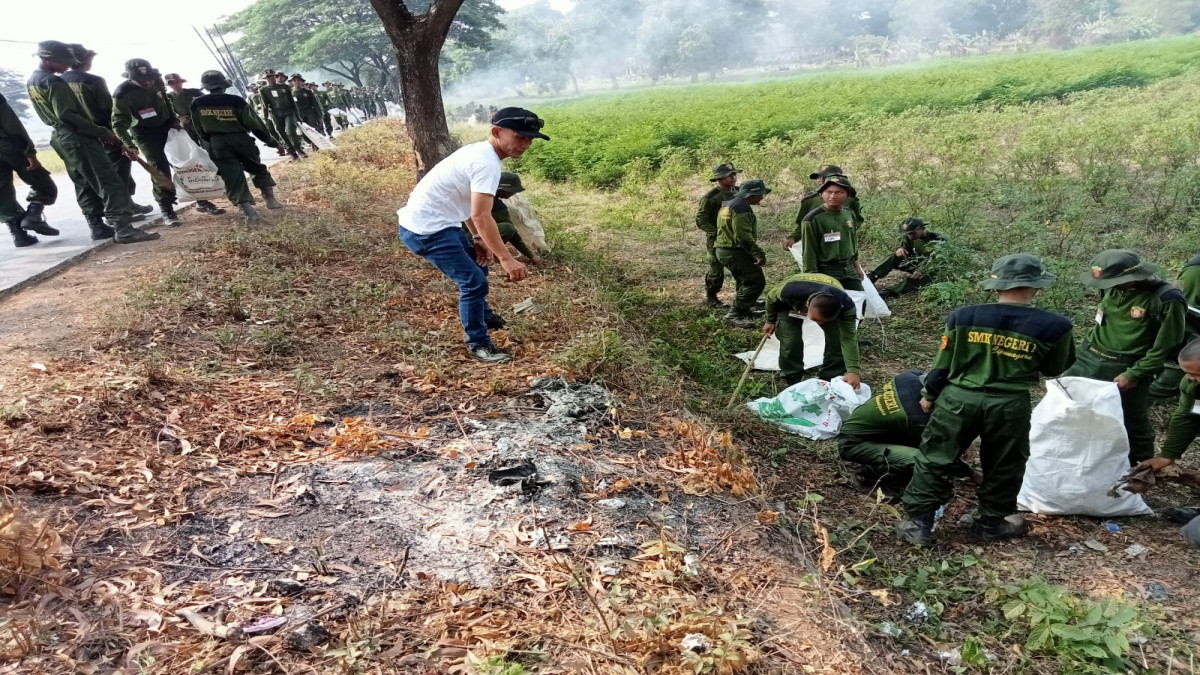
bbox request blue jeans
[399,225,495,349]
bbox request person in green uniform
[867,217,945,299]
[317,82,334,136]
[27,41,156,243]
[112,59,182,225]
[247,82,286,156]
[1064,249,1186,464]
[784,164,863,250]
[289,75,321,151]
[797,176,864,291]
[163,73,226,216]
[1,92,59,247]
[258,70,303,159]
[1150,255,1200,401]
[898,254,1074,546]
[695,162,738,308]
[840,370,978,502]
[60,44,154,219]
[190,70,285,225]
[715,179,771,327]
[762,272,861,387]
[492,171,538,261]
[1137,338,1200,525]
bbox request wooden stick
[132,155,175,189]
[728,333,770,409]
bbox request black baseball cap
[491,107,549,140]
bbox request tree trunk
[369,0,465,174]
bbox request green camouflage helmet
[498,172,525,194]
[36,40,79,66]
[818,175,857,198]
[200,70,233,91]
[709,162,739,181]
[809,163,845,180]
[980,253,1056,291]
[735,179,772,198]
[899,217,928,233]
[1079,249,1160,289]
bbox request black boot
[240,203,261,225]
[86,214,115,240]
[289,149,300,160]
[896,511,936,547]
[1163,507,1200,524]
[133,203,155,215]
[972,514,1028,542]
[196,200,226,215]
[7,220,37,248]
[705,295,728,309]
[486,314,507,330]
[20,203,58,236]
[723,309,755,328]
[112,217,161,244]
[261,186,283,209]
[160,203,181,227]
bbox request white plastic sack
[734,294,866,371]
[1017,377,1153,517]
[300,122,337,150]
[787,242,890,318]
[505,193,551,252]
[747,377,872,440]
[163,129,225,201]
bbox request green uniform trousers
[816,262,865,293]
[508,232,536,260]
[104,144,137,198]
[776,311,844,384]
[714,247,764,311]
[903,385,1032,518]
[871,255,931,296]
[1150,363,1184,403]
[840,436,974,492]
[704,233,727,298]
[207,133,275,206]
[0,145,57,223]
[1063,344,1155,463]
[269,110,302,154]
[322,112,334,136]
[132,127,177,206]
[51,128,134,220]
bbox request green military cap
[980,253,1056,291]
[735,179,772,198]
[200,70,233,91]
[67,43,96,61]
[498,172,525,194]
[809,164,845,180]
[818,175,857,197]
[36,40,79,65]
[1079,249,1160,289]
[255,79,268,87]
[709,162,739,181]
[123,58,156,81]
[261,68,276,76]
[289,73,305,82]
[899,217,928,233]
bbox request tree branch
[428,0,469,39]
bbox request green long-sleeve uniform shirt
[1178,256,1200,335]
[895,232,945,269]
[799,206,859,277]
[292,88,321,117]
[922,302,1075,400]
[111,81,176,146]
[259,83,297,113]
[695,187,734,235]
[0,94,36,157]
[1083,283,1186,382]
[841,369,929,445]
[791,192,863,240]
[27,68,113,140]
[190,93,275,146]
[167,88,204,119]
[764,272,861,374]
[1159,377,1200,460]
[59,70,114,129]
[715,197,765,259]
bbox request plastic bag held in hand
[164,129,225,201]
[746,377,872,440]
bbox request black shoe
[469,343,512,364]
[8,221,37,247]
[705,296,728,309]
[748,306,766,316]
[896,511,936,547]
[160,205,181,227]
[20,203,58,236]
[1163,507,1200,524]
[971,514,1028,542]
[866,272,879,283]
[86,215,115,240]
[134,203,155,215]
[261,187,283,209]
[298,150,309,159]
[113,225,161,244]
[486,314,507,330]
[878,288,897,300]
[858,338,874,348]
[196,200,226,215]
[723,310,755,328]
[239,203,261,225]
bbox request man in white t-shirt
[398,107,548,363]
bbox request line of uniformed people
[696,161,1200,546]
